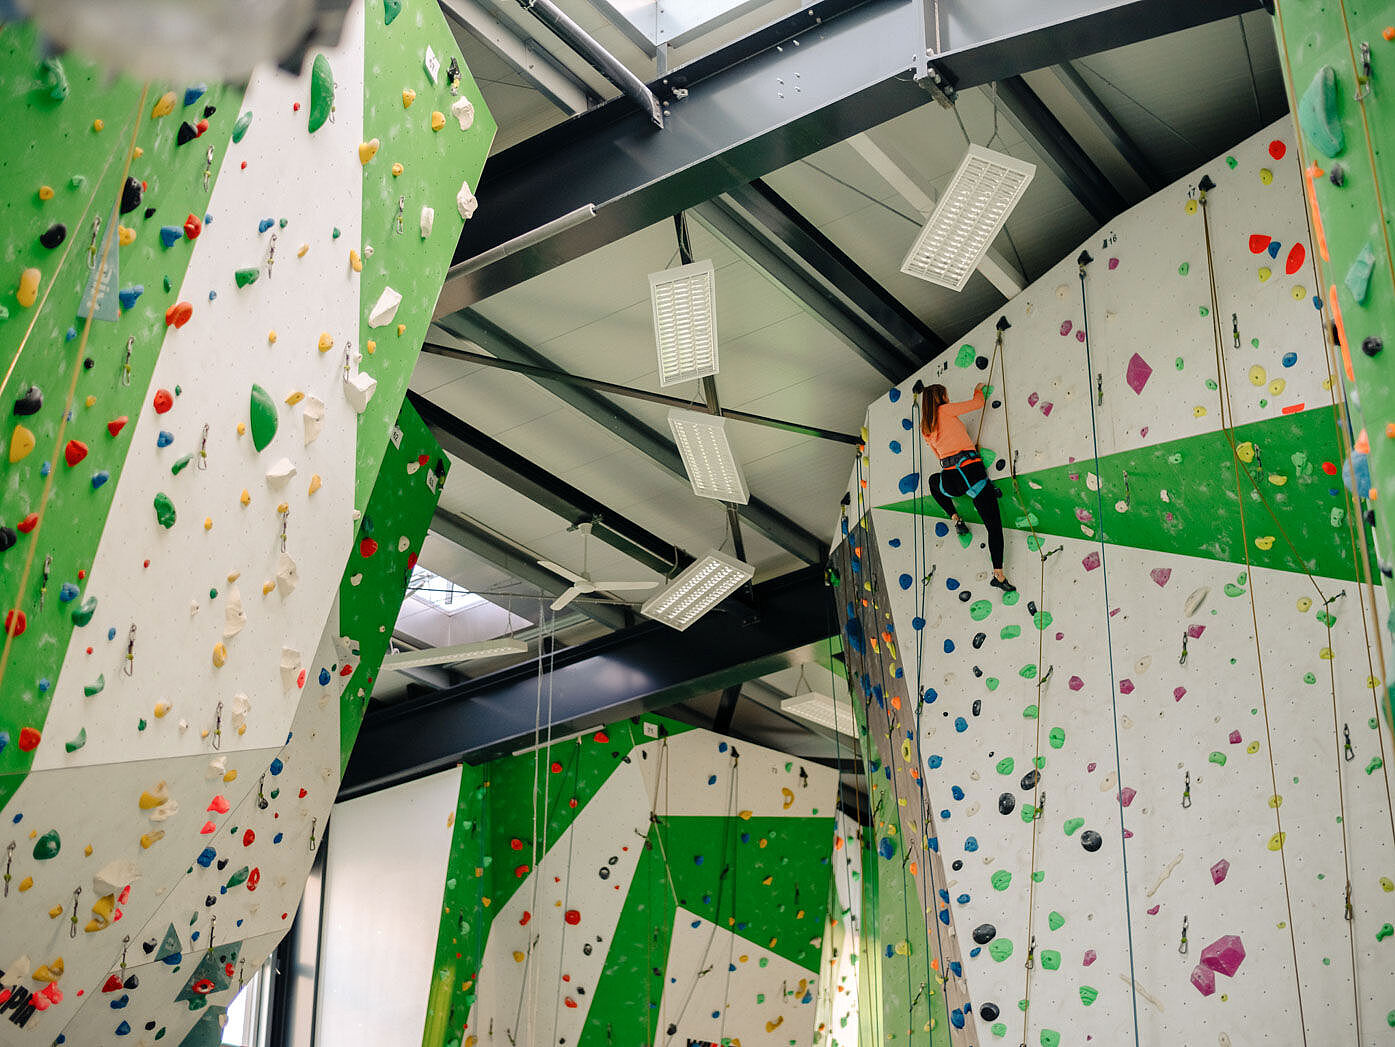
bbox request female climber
[916,380,1014,592]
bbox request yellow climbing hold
[318,332,334,352]
[431,110,446,131]
[203,516,213,531]
[1267,831,1286,851]
[1268,794,1282,808]
[1254,536,1275,551]
[17,267,40,308]
[1381,876,1394,892]
[227,570,240,582]
[782,787,795,810]
[308,473,322,494]
[86,893,115,932]
[138,783,169,809]
[297,243,309,258]
[1192,405,1207,418]
[92,118,103,132]
[512,951,525,963]
[84,394,96,408]
[17,877,32,892]
[1269,378,1286,396]
[1258,267,1271,282]
[365,339,376,354]
[151,91,177,118]
[276,501,289,514]
[240,489,250,507]
[223,768,238,782]
[262,580,276,596]
[392,162,404,177]
[10,424,36,463]
[48,905,62,919]
[1259,167,1273,184]
[284,390,305,406]
[236,422,246,436]
[1235,441,1255,463]
[30,958,59,980]
[140,831,164,849]
[1290,285,1306,300]
[267,330,277,344]
[1319,647,1334,660]
[38,185,53,200]
[349,249,362,272]
[1248,365,1266,386]
[1297,597,1313,612]
[118,225,135,245]
[396,323,406,335]
[153,701,170,718]
[212,642,227,667]
[358,138,380,164]
[1185,199,1198,215]
[402,88,416,108]
[738,810,752,820]
[131,146,143,159]
[1268,474,1287,486]
[1247,741,1260,754]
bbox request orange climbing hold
[1329,285,1354,382]
[1303,164,1329,262]
[164,301,193,328]
[152,388,174,413]
[18,726,40,751]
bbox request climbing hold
[318,332,335,352]
[249,385,278,452]
[431,110,446,131]
[13,385,42,415]
[1345,244,1376,304]
[385,0,403,21]
[452,95,475,130]
[1362,337,1383,358]
[64,439,88,467]
[33,829,61,860]
[39,223,66,249]
[9,424,36,463]
[234,267,259,288]
[402,88,416,108]
[18,726,40,751]
[183,214,203,240]
[165,302,193,328]
[17,267,40,308]
[1199,934,1246,977]
[1299,65,1346,157]
[152,91,177,118]
[457,180,478,220]
[343,371,377,413]
[232,110,253,142]
[421,206,435,239]
[159,225,182,248]
[83,674,104,697]
[367,286,402,328]
[4,609,26,637]
[153,492,177,529]
[266,457,297,488]
[391,162,404,177]
[117,285,143,309]
[212,643,227,668]
[65,728,87,753]
[1284,242,1305,275]
[309,54,335,133]
[358,138,380,164]
[72,596,97,626]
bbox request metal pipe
[515,0,664,127]
[420,339,862,445]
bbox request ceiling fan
[538,521,659,611]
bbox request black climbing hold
[958,590,972,603]
[1027,600,1038,616]
[1365,509,1376,528]
[980,1002,1000,1021]
[598,866,610,880]
[975,356,989,370]
[1197,175,1215,193]
[991,399,1002,410]
[667,1025,678,1036]
[972,632,986,649]
[83,357,95,370]
[971,923,997,945]
[972,699,982,716]
[119,176,142,215]
[38,223,66,249]
[143,206,156,220]
[142,938,157,954]
[0,526,15,552]
[202,104,216,118]
[204,895,216,907]
[124,975,139,989]
[998,792,1016,815]
[1361,336,1383,357]
[972,665,983,678]
[176,121,198,146]
[995,316,1011,332]
[582,943,593,956]
[995,458,1007,471]
[13,385,42,415]
[951,858,963,871]
[1329,163,1346,187]
[216,858,228,870]
[1081,829,1103,852]
[1019,768,1040,791]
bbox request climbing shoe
[954,519,970,538]
[990,577,1016,593]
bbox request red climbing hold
[1268,139,1286,160]
[17,727,40,751]
[64,440,88,466]
[298,787,307,797]
[195,119,209,137]
[1285,242,1306,275]
[359,537,378,558]
[520,911,531,925]
[564,909,581,925]
[107,416,128,437]
[164,302,193,328]
[152,388,174,413]
[4,610,26,637]
[513,864,529,878]
[247,867,261,891]
[418,454,431,466]
[199,821,217,834]
[243,829,255,846]
[17,513,37,534]
[407,551,419,570]
[183,213,202,240]
[339,664,353,677]
[1322,461,1338,476]
[593,731,609,744]
[207,795,230,813]
[102,975,122,993]
[550,761,562,773]
[510,837,524,851]
[564,998,578,1009]
[1248,234,1271,255]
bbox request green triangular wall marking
[880,406,1368,581]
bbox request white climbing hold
[368,286,402,328]
[223,586,246,638]
[302,396,325,445]
[457,180,478,220]
[207,756,227,779]
[229,692,251,731]
[420,206,435,239]
[1183,586,1209,617]
[451,94,475,130]
[343,370,377,414]
[280,648,302,691]
[266,457,297,489]
[276,551,299,596]
[94,859,140,897]
[147,798,179,822]
[397,535,411,552]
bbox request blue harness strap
[938,450,988,499]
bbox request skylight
[405,564,486,616]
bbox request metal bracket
[918,63,957,109]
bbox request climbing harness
[936,449,989,500]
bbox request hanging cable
[1077,249,1144,1047]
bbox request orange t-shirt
[926,390,984,459]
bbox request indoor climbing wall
[423,715,840,1047]
[1270,3,1395,711]
[813,812,862,1047]
[835,120,1395,1046]
[0,0,487,1041]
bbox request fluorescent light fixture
[668,407,749,504]
[650,259,719,386]
[641,549,754,631]
[382,637,528,670]
[781,691,859,738]
[900,144,1035,292]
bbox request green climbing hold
[65,728,86,753]
[1223,582,1245,597]
[1040,949,1061,970]
[232,111,253,144]
[309,54,335,133]
[1048,726,1065,749]
[1376,922,1393,942]
[1366,757,1384,776]
[1303,672,1317,685]
[1002,589,1020,606]
[171,454,193,475]
[988,938,1014,962]
[1020,804,1037,823]
[1001,625,1021,639]
[1177,262,1189,276]
[33,829,60,860]
[1048,911,1064,930]
[332,227,341,239]
[1040,1029,1060,1047]
[40,57,68,101]
[1023,704,1039,719]
[1063,817,1084,836]
[991,869,1012,891]
[1033,611,1053,630]
[969,599,992,621]
[154,491,177,529]
[986,677,1000,691]
[84,675,105,697]
[1345,243,1376,305]
[249,384,278,452]
[226,866,250,888]
[992,1023,1007,1038]
[1175,356,1184,370]
[137,719,147,731]
[1019,664,1038,679]
[384,0,403,23]
[1225,155,1237,168]
[1199,306,1210,317]
[1298,66,1345,158]
[234,268,259,288]
[996,757,1015,776]
[1032,870,1045,883]
[72,596,97,627]
[955,344,975,368]
[1209,751,1227,766]
[1316,611,1336,627]
[1079,985,1098,1006]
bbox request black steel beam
[436,0,1260,311]
[432,313,827,565]
[993,74,1127,224]
[1056,60,1164,195]
[429,507,632,631]
[729,180,945,365]
[409,389,687,577]
[340,564,834,795]
[690,197,919,381]
[712,683,742,733]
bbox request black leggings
[929,457,1005,570]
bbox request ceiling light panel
[650,259,719,386]
[780,691,859,738]
[668,408,749,504]
[641,549,754,631]
[382,637,528,670]
[900,144,1035,292]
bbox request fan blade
[597,581,660,591]
[550,585,584,611]
[538,559,585,583]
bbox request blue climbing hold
[1281,352,1297,368]
[901,417,913,431]
[944,639,955,653]
[939,809,950,819]
[888,537,901,548]
[878,836,896,860]
[956,894,970,905]
[951,785,964,800]
[888,387,901,403]
[954,716,968,732]
[183,84,207,106]
[318,668,331,686]
[897,472,920,494]
[1266,240,1281,260]
[107,627,116,640]
[157,431,174,448]
[59,582,79,602]
[273,832,283,844]
[91,470,109,489]
[951,1009,965,1029]
[196,847,216,867]
[928,754,942,769]
[258,218,275,233]
[0,732,7,755]
[269,758,284,776]
[925,687,938,703]
[934,521,949,537]
[707,774,717,785]
[115,1021,131,1036]
[946,577,960,590]
[899,573,913,590]
[964,835,978,852]
[911,616,925,630]
[117,285,143,310]
[159,225,183,248]
[889,440,902,454]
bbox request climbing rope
[1077,252,1144,1047]
[0,83,150,701]
[1197,185,1315,1046]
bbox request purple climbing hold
[1125,353,1153,395]
[1211,859,1230,885]
[1190,964,1216,996]
[1199,934,1246,978]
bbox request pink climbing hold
[1187,624,1206,639]
[1229,730,1242,744]
[1108,257,1119,270]
[1149,567,1171,587]
[1082,949,1097,966]
[1086,761,1097,772]
[1075,507,1094,524]
[1199,934,1246,978]
[1125,353,1153,395]
[1174,687,1186,701]
[1027,392,1039,407]
[1075,330,1085,343]
[1119,787,1136,807]
[1191,964,1216,996]
[1211,859,1230,885]
[1146,904,1160,915]
[1082,551,1101,571]
[1119,679,1134,695]
[1040,401,1054,416]
[1059,320,1073,337]
[1069,675,1084,691]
